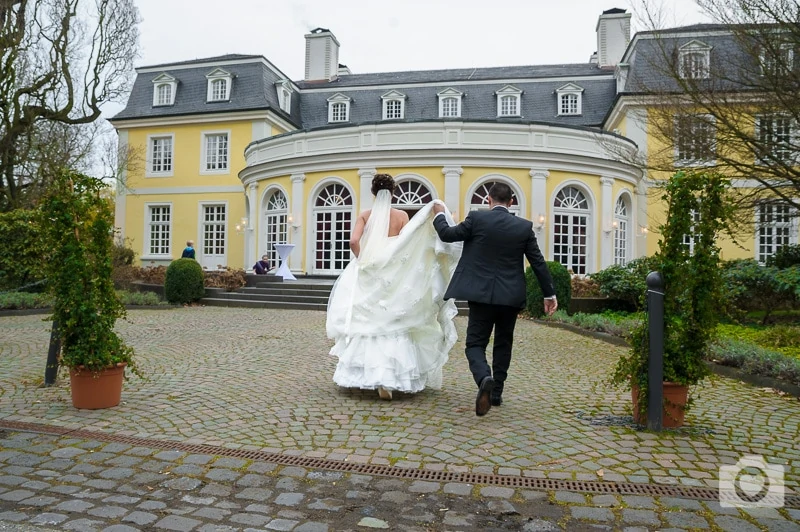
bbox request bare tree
[622,0,799,219]
[0,0,140,210]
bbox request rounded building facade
[240,121,643,276]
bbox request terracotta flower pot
[69,363,126,409]
[631,381,689,428]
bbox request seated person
[253,255,271,275]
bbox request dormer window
[437,88,463,118]
[276,81,293,114]
[381,90,406,120]
[151,73,177,106]
[327,93,351,123]
[495,85,522,117]
[206,68,232,102]
[679,40,711,80]
[760,42,794,76]
[556,83,584,116]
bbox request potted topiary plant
[40,170,138,409]
[611,171,733,427]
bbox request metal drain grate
[2,420,798,508]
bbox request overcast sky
[103,0,710,118]
[137,0,710,77]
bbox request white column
[600,176,615,269]
[635,180,649,259]
[358,168,376,211]
[442,166,463,218]
[245,182,257,270]
[529,168,549,244]
[290,172,306,272]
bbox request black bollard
[43,319,60,387]
[646,272,665,431]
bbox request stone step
[209,292,329,304]
[246,286,333,295]
[201,298,328,311]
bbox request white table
[274,244,297,280]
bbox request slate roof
[295,63,611,89]
[114,57,615,130]
[622,31,769,94]
[112,59,302,126]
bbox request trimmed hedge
[164,259,205,304]
[526,261,571,318]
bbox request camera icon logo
[719,455,784,508]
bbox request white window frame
[143,203,172,260]
[756,114,797,165]
[264,189,289,268]
[381,90,406,120]
[437,88,463,118]
[200,130,231,174]
[613,195,631,266]
[146,133,175,177]
[151,73,177,106]
[275,80,293,114]
[556,83,583,116]
[206,68,232,102]
[674,114,717,166]
[198,202,228,269]
[678,40,712,80]
[760,43,794,77]
[756,202,798,264]
[327,93,351,123]
[552,185,592,275]
[495,85,522,117]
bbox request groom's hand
[433,203,445,215]
[544,298,558,316]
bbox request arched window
[614,196,631,266]
[314,183,353,273]
[264,190,288,267]
[553,186,591,275]
[470,181,520,214]
[393,180,432,218]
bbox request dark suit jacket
[433,207,556,308]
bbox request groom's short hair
[489,183,513,204]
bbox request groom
[433,183,558,416]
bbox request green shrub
[526,261,571,318]
[0,209,48,291]
[767,244,800,269]
[720,259,797,324]
[708,337,800,385]
[164,258,205,304]
[547,309,643,337]
[115,290,166,306]
[0,292,53,309]
[589,256,660,310]
[112,239,136,268]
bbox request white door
[201,204,227,269]
[553,187,591,275]
[313,183,353,274]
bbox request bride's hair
[371,173,396,195]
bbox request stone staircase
[202,274,469,315]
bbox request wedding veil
[357,189,392,266]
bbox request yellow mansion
[111,8,797,275]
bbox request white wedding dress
[327,191,462,393]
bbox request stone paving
[0,307,799,531]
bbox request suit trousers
[465,302,520,389]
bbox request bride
[327,173,462,400]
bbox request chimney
[596,8,631,68]
[337,63,352,76]
[304,28,340,81]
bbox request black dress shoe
[490,393,503,406]
[475,376,495,416]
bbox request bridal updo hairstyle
[371,173,397,196]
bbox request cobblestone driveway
[1,307,799,530]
